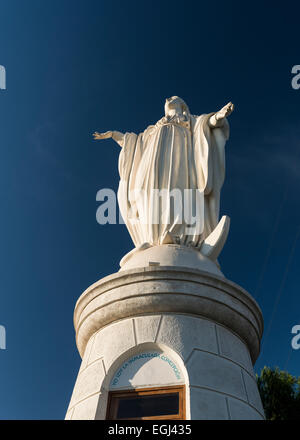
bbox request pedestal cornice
[74,266,263,363]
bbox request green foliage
[256,366,300,420]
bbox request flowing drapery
[117,113,229,248]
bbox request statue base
[119,244,223,277]
[65,263,265,420]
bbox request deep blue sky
[0,0,299,419]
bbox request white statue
[94,96,234,262]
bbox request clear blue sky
[0,0,299,419]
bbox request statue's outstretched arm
[208,102,234,128]
[93,130,125,147]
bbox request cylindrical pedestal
[65,265,264,420]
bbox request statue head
[164,96,190,117]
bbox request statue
[94,96,234,263]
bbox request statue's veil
[168,96,190,117]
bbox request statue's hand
[93,130,113,140]
[216,102,234,121]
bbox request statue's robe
[117,113,229,248]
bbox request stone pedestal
[65,253,265,420]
